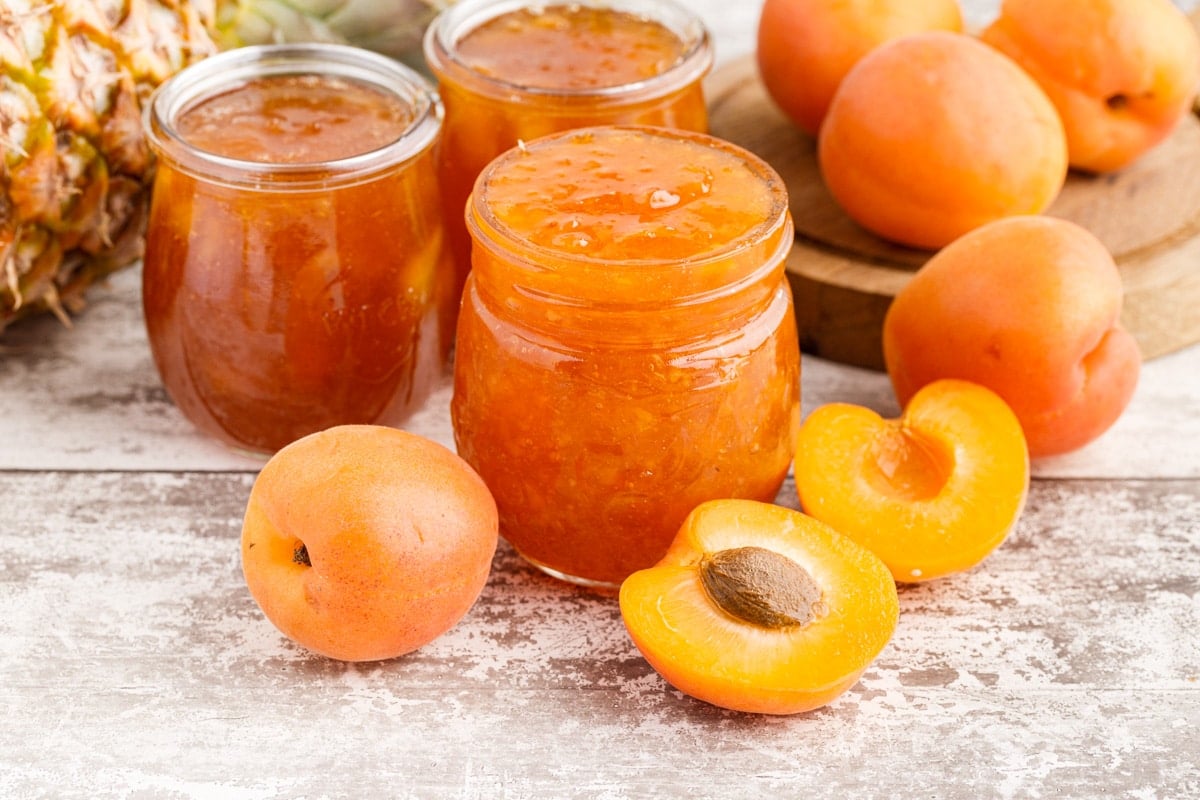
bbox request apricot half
[981,0,1200,173]
[241,425,499,662]
[795,380,1029,583]
[619,499,898,715]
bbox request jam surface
[481,128,777,262]
[177,74,414,163]
[454,4,688,90]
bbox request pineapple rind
[0,0,218,332]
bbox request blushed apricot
[241,425,499,662]
[818,31,1067,250]
[795,380,1029,583]
[882,216,1141,457]
[981,0,1200,173]
[619,499,898,715]
[756,0,963,136]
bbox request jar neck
[144,43,442,191]
[468,213,794,345]
[423,0,713,109]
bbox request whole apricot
[795,380,1029,583]
[981,0,1200,174]
[240,425,499,662]
[619,499,898,715]
[818,31,1068,250]
[756,0,964,136]
[882,216,1141,458]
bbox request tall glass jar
[142,44,454,455]
[423,0,714,316]
[451,126,801,588]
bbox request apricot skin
[756,0,963,136]
[240,425,499,662]
[818,31,1067,250]
[981,0,1200,173]
[619,499,898,715]
[882,216,1141,458]
[795,380,1029,583]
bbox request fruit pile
[758,0,1200,249]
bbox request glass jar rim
[423,0,713,105]
[467,125,792,304]
[144,43,443,190]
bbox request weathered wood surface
[2,2,1199,798]
[2,235,1199,800]
[2,470,1198,799]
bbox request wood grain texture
[1,471,1198,799]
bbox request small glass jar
[142,44,454,455]
[451,126,801,588]
[423,0,714,312]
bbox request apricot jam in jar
[143,44,453,455]
[452,126,801,588]
[423,0,713,312]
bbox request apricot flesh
[619,499,898,715]
[795,380,1029,583]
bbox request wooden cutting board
[706,46,1200,371]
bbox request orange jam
[451,126,801,587]
[175,75,413,162]
[454,5,688,89]
[142,45,452,455]
[424,0,713,315]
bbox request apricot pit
[698,546,822,629]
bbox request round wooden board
[706,56,1200,370]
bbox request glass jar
[451,126,801,588]
[423,0,714,315]
[142,44,454,456]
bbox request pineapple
[0,0,448,333]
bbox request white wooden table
[3,3,1199,797]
